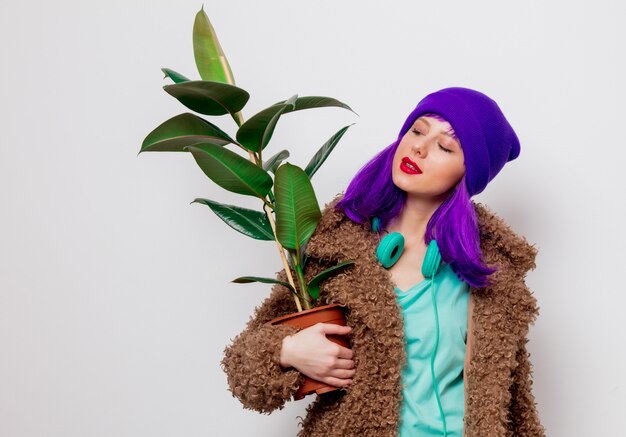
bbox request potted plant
[139,6,358,399]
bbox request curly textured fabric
[220,193,545,436]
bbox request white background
[1,0,624,436]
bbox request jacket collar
[306,193,538,280]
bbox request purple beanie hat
[397,87,520,196]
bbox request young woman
[221,87,545,437]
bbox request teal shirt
[394,262,469,437]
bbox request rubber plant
[139,6,358,312]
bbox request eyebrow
[416,117,459,143]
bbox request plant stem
[263,203,302,310]
[231,111,303,313]
[295,263,312,310]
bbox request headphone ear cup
[376,232,405,269]
[422,239,442,278]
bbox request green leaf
[307,260,355,300]
[262,149,290,173]
[274,162,321,250]
[236,94,298,153]
[271,96,358,116]
[231,276,295,292]
[191,198,274,240]
[193,6,236,85]
[163,80,250,116]
[304,124,354,178]
[161,68,190,84]
[184,143,273,199]
[140,113,235,153]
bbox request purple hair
[334,113,498,289]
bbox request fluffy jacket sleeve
[220,257,330,414]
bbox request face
[392,115,465,200]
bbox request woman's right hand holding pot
[279,323,355,387]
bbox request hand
[280,323,355,388]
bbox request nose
[412,134,438,157]
[412,141,427,157]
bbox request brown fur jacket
[221,193,546,436]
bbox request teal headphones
[371,216,442,277]
[372,216,449,437]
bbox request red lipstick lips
[400,157,422,174]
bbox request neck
[385,193,447,244]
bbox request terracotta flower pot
[267,303,350,400]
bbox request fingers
[329,366,356,380]
[336,345,353,360]
[323,357,355,383]
[318,323,352,336]
[334,357,355,370]
[290,323,356,387]
[313,360,355,387]
[323,376,353,388]
[317,323,354,360]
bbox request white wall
[1,0,623,435]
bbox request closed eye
[412,128,453,153]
